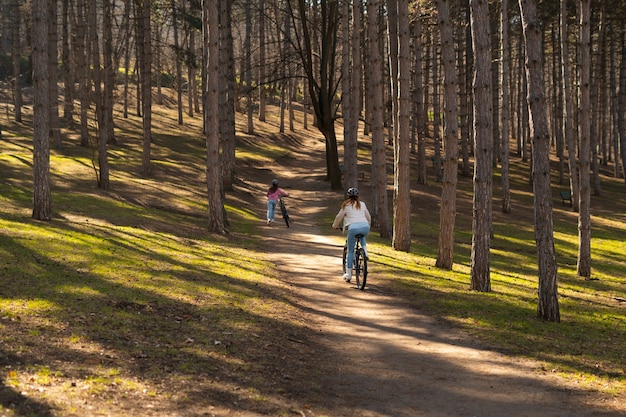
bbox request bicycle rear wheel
[354,248,367,290]
[342,245,348,276]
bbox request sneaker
[267,219,271,226]
[343,272,351,282]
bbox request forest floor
[243,129,625,417]
[1,97,624,417]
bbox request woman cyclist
[332,187,371,282]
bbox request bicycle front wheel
[279,200,290,227]
[354,248,367,290]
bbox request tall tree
[619,25,626,181]
[519,0,560,322]
[291,0,342,190]
[500,0,512,214]
[48,0,62,150]
[173,0,184,125]
[469,0,493,292]
[367,0,391,238]
[12,0,23,123]
[220,0,236,191]
[61,0,74,129]
[203,0,227,234]
[136,0,153,176]
[340,0,360,189]
[258,0,267,122]
[561,0,579,210]
[32,0,51,221]
[391,0,412,252]
[435,0,459,269]
[577,0,591,278]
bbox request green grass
[336,159,626,396]
[1,102,624,414]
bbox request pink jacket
[267,188,288,201]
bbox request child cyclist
[332,187,371,282]
[266,179,289,225]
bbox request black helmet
[346,187,359,198]
[271,179,278,186]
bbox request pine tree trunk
[11,0,22,123]
[435,0,459,270]
[32,0,51,221]
[618,26,626,181]
[136,0,152,175]
[500,0,512,214]
[391,0,411,252]
[173,0,183,125]
[577,0,592,279]
[259,0,266,122]
[367,0,390,238]
[221,0,236,192]
[61,0,74,128]
[204,0,227,234]
[341,0,358,189]
[48,0,62,150]
[469,0,493,292]
[519,0,560,322]
[561,0,579,210]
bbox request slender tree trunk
[552,23,565,185]
[413,15,427,185]
[470,0,493,292]
[618,26,626,181]
[204,0,227,234]
[500,0,512,214]
[391,0,411,252]
[259,0,266,122]
[33,0,51,221]
[137,0,152,175]
[245,0,254,134]
[89,0,109,189]
[341,0,359,189]
[432,37,442,182]
[367,0,390,238]
[577,0,592,279]
[48,0,62,150]
[103,0,115,146]
[458,3,472,177]
[173,0,183,125]
[123,0,131,119]
[74,0,90,147]
[61,0,74,128]
[11,0,22,123]
[435,0,459,270]
[561,0,579,210]
[220,0,236,192]
[519,0,560,322]
[590,5,605,196]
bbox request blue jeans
[267,200,278,220]
[346,222,370,269]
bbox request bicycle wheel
[342,245,348,276]
[354,248,367,290]
[279,199,290,227]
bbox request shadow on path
[255,142,623,417]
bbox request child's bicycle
[278,196,293,227]
[342,234,368,290]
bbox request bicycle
[278,196,293,227]
[342,233,368,290]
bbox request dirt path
[253,139,623,417]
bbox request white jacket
[332,202,371,231]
